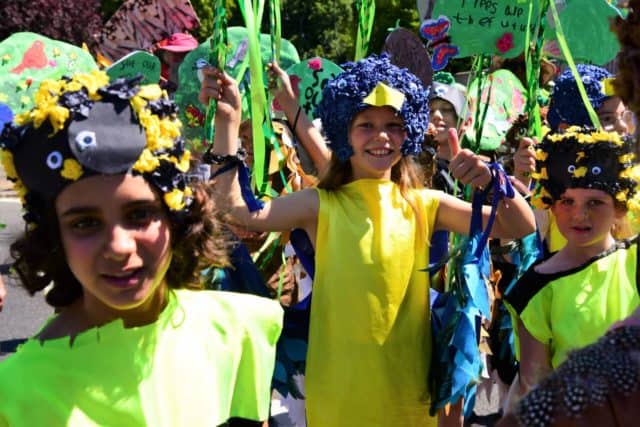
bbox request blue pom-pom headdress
[315,54,430,161]
[548,64,612,131]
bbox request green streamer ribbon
[355,0,376,61]
[524,0,548,139]
[238,0,273,196]
[204,0,228,146]
[549,0,601,129]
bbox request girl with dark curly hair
[200,54,536,427]
[0,72,282,426]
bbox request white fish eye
[46,151,63,170]
[567,165,576,173]
[592,166,602,175]
[75,130,97,152]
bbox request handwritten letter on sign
[428,0,539,58]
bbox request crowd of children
[1,3,640,427]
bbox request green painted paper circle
[284,58,343,121]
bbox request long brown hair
[316,152,428,237]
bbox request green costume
[507,238,640,368]
[0,290,282,426]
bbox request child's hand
[513,137,537,185]
[447,128,492,189]
[198,66,242,126]
[267,61,297,111]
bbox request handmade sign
[279,58,343,121]
[96,0,200,62]
[418,0,622,65]
[174,26,299,153]
[463,69,527,152]
[0,32,97,115]
[382,27,433,88]
[105,50,161,84]
[420,0,541,62]
[543,0,622,65]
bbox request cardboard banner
[96,0,200,62]
[383,27,433,88]
[418,0,621,65]
[0,32,97,115]
[174,27,300,152]
[463,69,527,152]
[106,50,161,84]
[280,58,344,121]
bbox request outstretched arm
[435,129,536,239]
[199,67,319,237]
[267,61,331,174]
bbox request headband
[0,71,192,226]
[531,126,638,209]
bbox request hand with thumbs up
[446,128,492,189]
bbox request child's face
[348,106,406,180]
[429,98,458,160]
[551,187,625,249]
[597,96,634,136]
[55,173,172,323]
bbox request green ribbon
[204,0,228,146]
[238,0,273,196]
[549,0,601,129]
[355,0,376,61]
[524,0,548,139]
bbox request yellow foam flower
[572,166,587,178]
[164,188,186,211]
[619,153,635,164]
[616,190,628,202]
[132,149,160,173]
[137,84,162,100]
[538,167,548,180]
[535,149,548,161]
[48,105,70,134]
[60,159,83,181]
[0,149,18,180]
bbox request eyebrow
[59,199,160,217]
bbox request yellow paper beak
[602,77,617,97]
[363,82,405,111]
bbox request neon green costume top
[0,290,282,426]
[306,179,439,426]
[508,238,640,368]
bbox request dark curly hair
[316,54,430,161]
[9,181,231,307]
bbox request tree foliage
[0,0,103,48]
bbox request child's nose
[104,225,136,259]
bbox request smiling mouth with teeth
[367,149,392,156]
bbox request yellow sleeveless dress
[306,179,440,426]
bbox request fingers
[449,149,491,188]
[198,67,237,105]
[447,128,461,158]
[517,136,535,151]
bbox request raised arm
[435,129,536,238]
[267,61,331,174]
[199,67,319,238]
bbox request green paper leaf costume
[174,27,299,153]
[0,32,97,115]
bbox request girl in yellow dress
[200,55,536,427]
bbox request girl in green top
[0,72,282,426]
[200,55,536,426]
[506,126,640,397]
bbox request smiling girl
[0,72,282,426]
[200,55,536,426]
